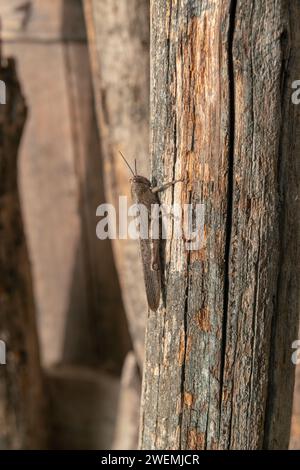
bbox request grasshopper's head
[130,175,151,201]
[130,175,151,186]
[119,151,151,189]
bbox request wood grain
[140,0,300,450]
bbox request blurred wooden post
[84,0,150,449]
[112,352,141,450]
[84,0,150,371]
[1,0,131,449]
[140,0,300,450]
[0,54,45,449]
[1,0,129,370]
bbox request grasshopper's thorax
[130,175,152,204]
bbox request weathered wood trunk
[0,55,45,448]
[140,0,300,450]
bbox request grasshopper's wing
[140,238,160,311]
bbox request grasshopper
[120,152,182,311]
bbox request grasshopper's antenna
[119,151,135,177]
[134,159,137,175]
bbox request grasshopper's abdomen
[131,177,161,311]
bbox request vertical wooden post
[140,0,300,450]
[84,0,150,449]
[0,55,45,449]
[84,0,150,370]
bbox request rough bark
[0,55,45,448]
[140,0,300,450]
[84,0,150,371]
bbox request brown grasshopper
[120,152,182,311]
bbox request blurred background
[0,0,299,449]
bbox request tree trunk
[140,0,300,450]
[0,55,45,448]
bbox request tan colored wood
[0,0,85,41]
[64,42,129,368]
[46,365,120,449]
[113,352,141,450]
[3,0,128,369]
[3,41,93,366]
[0,53,45,449]
[84,0,150,371]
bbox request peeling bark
[140,0,300,450]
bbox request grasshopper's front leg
[151,179,183,194]
[151,178,183,231]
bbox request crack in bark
[154,311,167,449]
[178,191,192,449]
[218,0,237,448]
[246,218,261,448]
